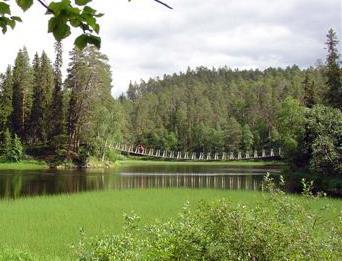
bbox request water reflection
[0,165,279,199]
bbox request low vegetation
[74,176,342,260]
[0,160,47,170]
[0,183,340,260]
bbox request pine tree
[0,66,13,138]
[1,128,11,158]
[66,46,112,153]
[302,72,316,108]
[325,29,341,109]
[28,53,44,143]
[241,124,254,151]
[11,47,33,140]
[49,41,65,140]
[29,51,54,144]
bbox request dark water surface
[0,164,280,199]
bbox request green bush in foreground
[74,177,342,260]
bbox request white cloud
[0,0,341,97]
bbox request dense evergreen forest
[0,29,341,192]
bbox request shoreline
[0,158,285,171]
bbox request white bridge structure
[111,144,282,161]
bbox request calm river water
[0,164,280,199]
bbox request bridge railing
[110,144,282,161]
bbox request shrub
[1,132,24,162]
[74,179,341,260]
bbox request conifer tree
[302,72,316,108]
[11,47,33,140]
[0,66,13,138]
[1,128,12,158]
[28,53,44,143]
[325,29,341,109]
[49,41,65,140]
[241,124,254,151]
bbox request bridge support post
[191,152,196,160]
[245,151,249,159]
[238,151,242,160]
[262,149,266,158]
[214,153,219,160]
[199,153,204,160]
[162,151,167,158]
[206,152,211,160]
[222,152,226,160]
[254,150,258,158]
[270,148,274,157]
[177,152,181,159]
[184,152,189,160]
[229,152,234,160]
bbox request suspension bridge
[111,144,282,161]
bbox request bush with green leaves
[74,177,341,260]
[0,130,24,162]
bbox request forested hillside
[121,65,327,153]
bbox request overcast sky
[0,0,341,96]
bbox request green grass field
[0,160,48,170]
[0,189,340,260]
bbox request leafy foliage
[1,131,24,162]
[74,180,341,260]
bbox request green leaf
[16,0,33,12]
[75,0,92,6]
[0,2,10,15]
[70,18,81,27]
[48,17,57,33]
[52,22,71,41]
[87,34,101,49]
[11,16,22,22]
[74,34,88,49]
[7,19,16,29]
[83,6,96,15]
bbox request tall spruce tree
[302,72,316,108]
[11,47,33,140]
[325,29,341,109]
[28,53,44,143]
[49,41,65,140]
[66,46,112,153]
[0,66,13,139]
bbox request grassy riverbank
[0,189,340,260]
[0,160,48,170]
[0,158,282,171]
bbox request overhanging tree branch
[153,0,173,9]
